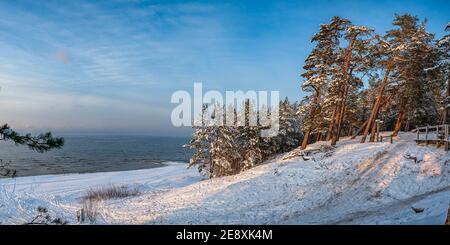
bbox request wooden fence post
[376,121,380,142]
[425,126,428,145]
[445,125,449,151]
[437,125,441,147]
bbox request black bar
[0,225,449,244]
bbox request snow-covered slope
[1,133,449,224]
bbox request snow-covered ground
[0,132,449,224]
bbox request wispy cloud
[0,1,233,134]
[0,0,231,87]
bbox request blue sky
[0,0,448,136]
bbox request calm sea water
[0,136,192,177]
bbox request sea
[0,136,192,177]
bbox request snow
[0,133,449,225]
[438,35,449,46]
[0,162,203,224]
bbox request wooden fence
[415,124,449,151]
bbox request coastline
[0,135,191,177]
[1,133,448,225]
[0,161,171,179]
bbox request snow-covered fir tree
[276,98,302,152]
[186,105,213,176]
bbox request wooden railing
[415,124,449,151]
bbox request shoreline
[0,161,187,180]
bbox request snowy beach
[1,133,448,225]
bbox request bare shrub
[25,206,68,225]
[81,185,140,202]
[77,185,139,224]
[77,199,98,223]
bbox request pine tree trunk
[326,105,337,141]
[443,104,448,126]
[392,97,406,137]
[393,112,405,136]
[336,84,350,140]
[331,39,355,146]
[315,132,321,142]
[209,152,214,178]
[360,60,395,143]
[351,98,377,140]
[301,88,320,150]
[442,72,450,125]
[351,120,368,139]
[369,120,377,142]
[301,129,311,150]
[405,118,410,132]
[331,87,344,146]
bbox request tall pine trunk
[336,84,350,139]
[360,60,395,143]
[331,85,344,145]
[326,105,337,141]
[331,39,355,146]
[301,129,311,150]
[369,122,377,142]
[442,72,450,125]
[301,88,320,149]
[351,120,368,139]
[315,132,321,142]
[392,97,406,137]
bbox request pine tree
[300,16,349,149]
[386,15,440,135]
[330,24,374,145]
[360,15,408,143]
[0,124,64,153]
[0,124,64,177]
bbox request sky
[0,0,448,136]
